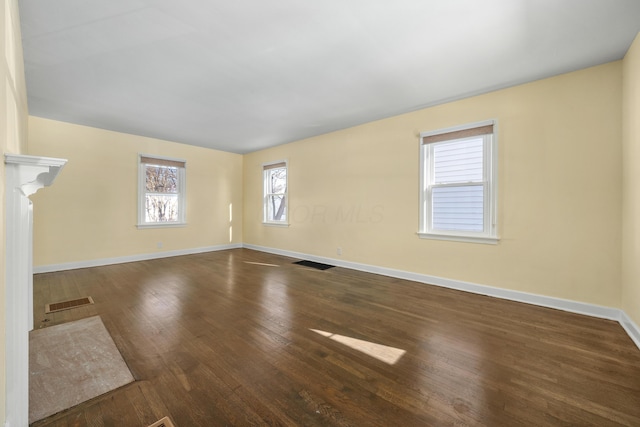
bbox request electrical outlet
[157,242,163,249]
[337,247,342,256]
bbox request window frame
[137,154,187,229]
[262,160,289,227]
[418,120,498,244]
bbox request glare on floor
[310,329,406,365]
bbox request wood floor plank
[82,400,104,427]
[31,248,640,426]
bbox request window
[263,161,288,225]
[138,155,186,228]
[419,121,498,244]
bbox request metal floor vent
[293,260,335,270]
[148,417,176,427]
[45,297,94,314]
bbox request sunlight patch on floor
[243,261,280,267]
[310,329,406,365]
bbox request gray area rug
[29,316,134,423]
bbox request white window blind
[432,138,484,232]
[433,138,483,183]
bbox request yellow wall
[244,62,623,308]
[622,34,640,326]
[26,51,631,318]
[28,117,243,266]
[1,0,28,421]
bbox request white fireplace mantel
[5,154,67,427]
[5,154,67,196]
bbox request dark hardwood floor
[31,248,640,426]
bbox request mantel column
[5,154,67,427]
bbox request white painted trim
[33,243,242,273]
[31,242,640,353]
[5,154,67,427]
[416,232,499,245]
[136,222,187,229]
[5,153,67,167]
[619,311,640,350]
[243,244,640,351]
[243,243,619,320]
[5,154,66,197]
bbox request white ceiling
[19,0,640,154]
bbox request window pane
[433,138,483,184]
[266,194,286,222]
[432,185,484,232]
[267,167,287,194]
[145,194,179,222]
[146,165,178,193]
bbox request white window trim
[418,120,499,244]
[263,222,290,228]
[262,159,289,226]
[137,154,187,229]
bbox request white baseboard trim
[619,311,640,350]
[33,243,243,274]
[244,243,640,350]
[31,242,640,352]
[243,243,619,320]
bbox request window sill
[137,222,187,229]
[263,222,290,227]
[417,232,499,245]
